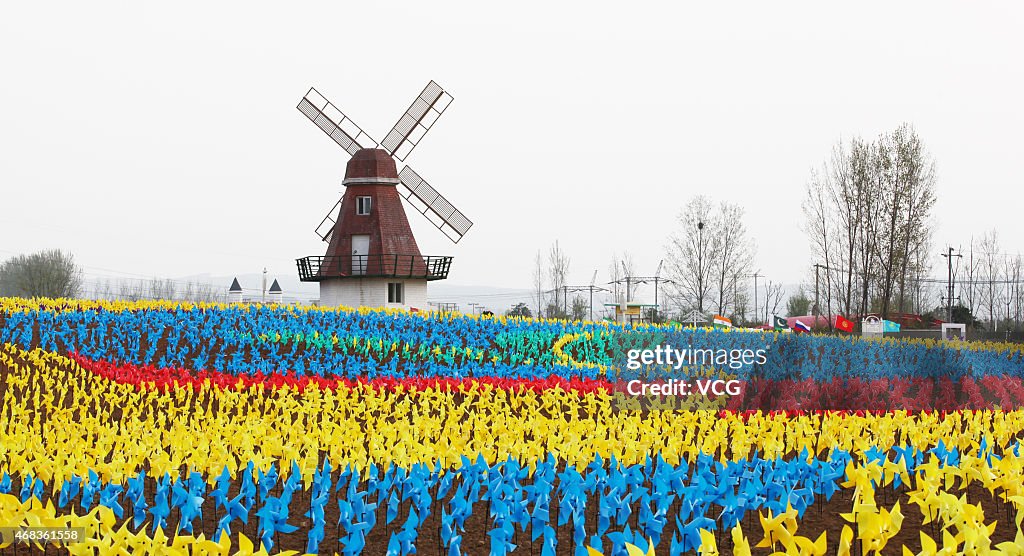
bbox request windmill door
[351,235,369,276]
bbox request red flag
[836,315,854,333]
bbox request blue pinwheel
[126,470,148,529]
[151,474,171,533]
[81,470,101,510]
[58,475,82,509]
[256,496,299,552]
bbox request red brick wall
[323,183,426,275]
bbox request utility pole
[941,247,962,322]
[750,271,763,325]
[562,273,609,322]
[612,264,674,324]
[621,261,631,304]
[652,260,663,323]
[1007,299,1012,341]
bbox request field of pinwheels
[3,298,1024,555]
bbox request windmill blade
[297,87,377,156]
[314,198,342,242]
[381,81,453,161]
[397,165,473,243]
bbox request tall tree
[665,196,719,316]
[608,253,624,307]
[532,250,546,318]
[761,281,785,324]
[978,229,1002,330]
[712,202,755,316]
[1009,254,1022,332]
[547,240,570,316]
[802,124,936,319]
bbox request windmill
[295,81,473,309]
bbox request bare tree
[978,229,1002,330]
[665,196,718,315]
[762,281,785,324]
[608,253,624,306]
[621,252,639,301]
[803,166,837,319]
[0,249,83,298]
[712,202,755,316]
[147,278,177,300]
[547,241,570,317]
[532,250,546,318]
[1008,254,1022,332]
[95,278,114,300]
[802,124,935,319]
[873,125,937,316]
[191,281,224,303]
[963,238,982,320]
[733,282,750,324]
[181,281,195,302]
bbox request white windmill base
[319,278,428,312]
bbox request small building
[604,302,658,324]
[228,278,243,303]
[268,279,283,303]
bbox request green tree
[570,295,588,321]
[505,302,532,318]
[0,249,83,298]
[787,287,812,317]
[929,304,980,329]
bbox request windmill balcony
[296,254,452,282]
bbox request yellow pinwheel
[756,508,794,551]
[792,531,827,556]
[697,529,718,555]
[731,523,752,556]
[837,525,854,556]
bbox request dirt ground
[1,317,1021,555]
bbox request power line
[814,262,1024,286]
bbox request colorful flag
[713,315,732,328]
[883,319,901,333]
[835,315,854,333]
[794,320,811,333]
[773,316,787,330]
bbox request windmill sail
[381,81,453,161]
[314,198,342,242]
[398,165,473,243]
[297,88,377,156]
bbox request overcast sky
[1,2,1022,302]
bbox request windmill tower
[295,81,473,309]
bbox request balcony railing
[296,254,452,282]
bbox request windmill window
[388,282,404,304]
[356,196,372,215]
